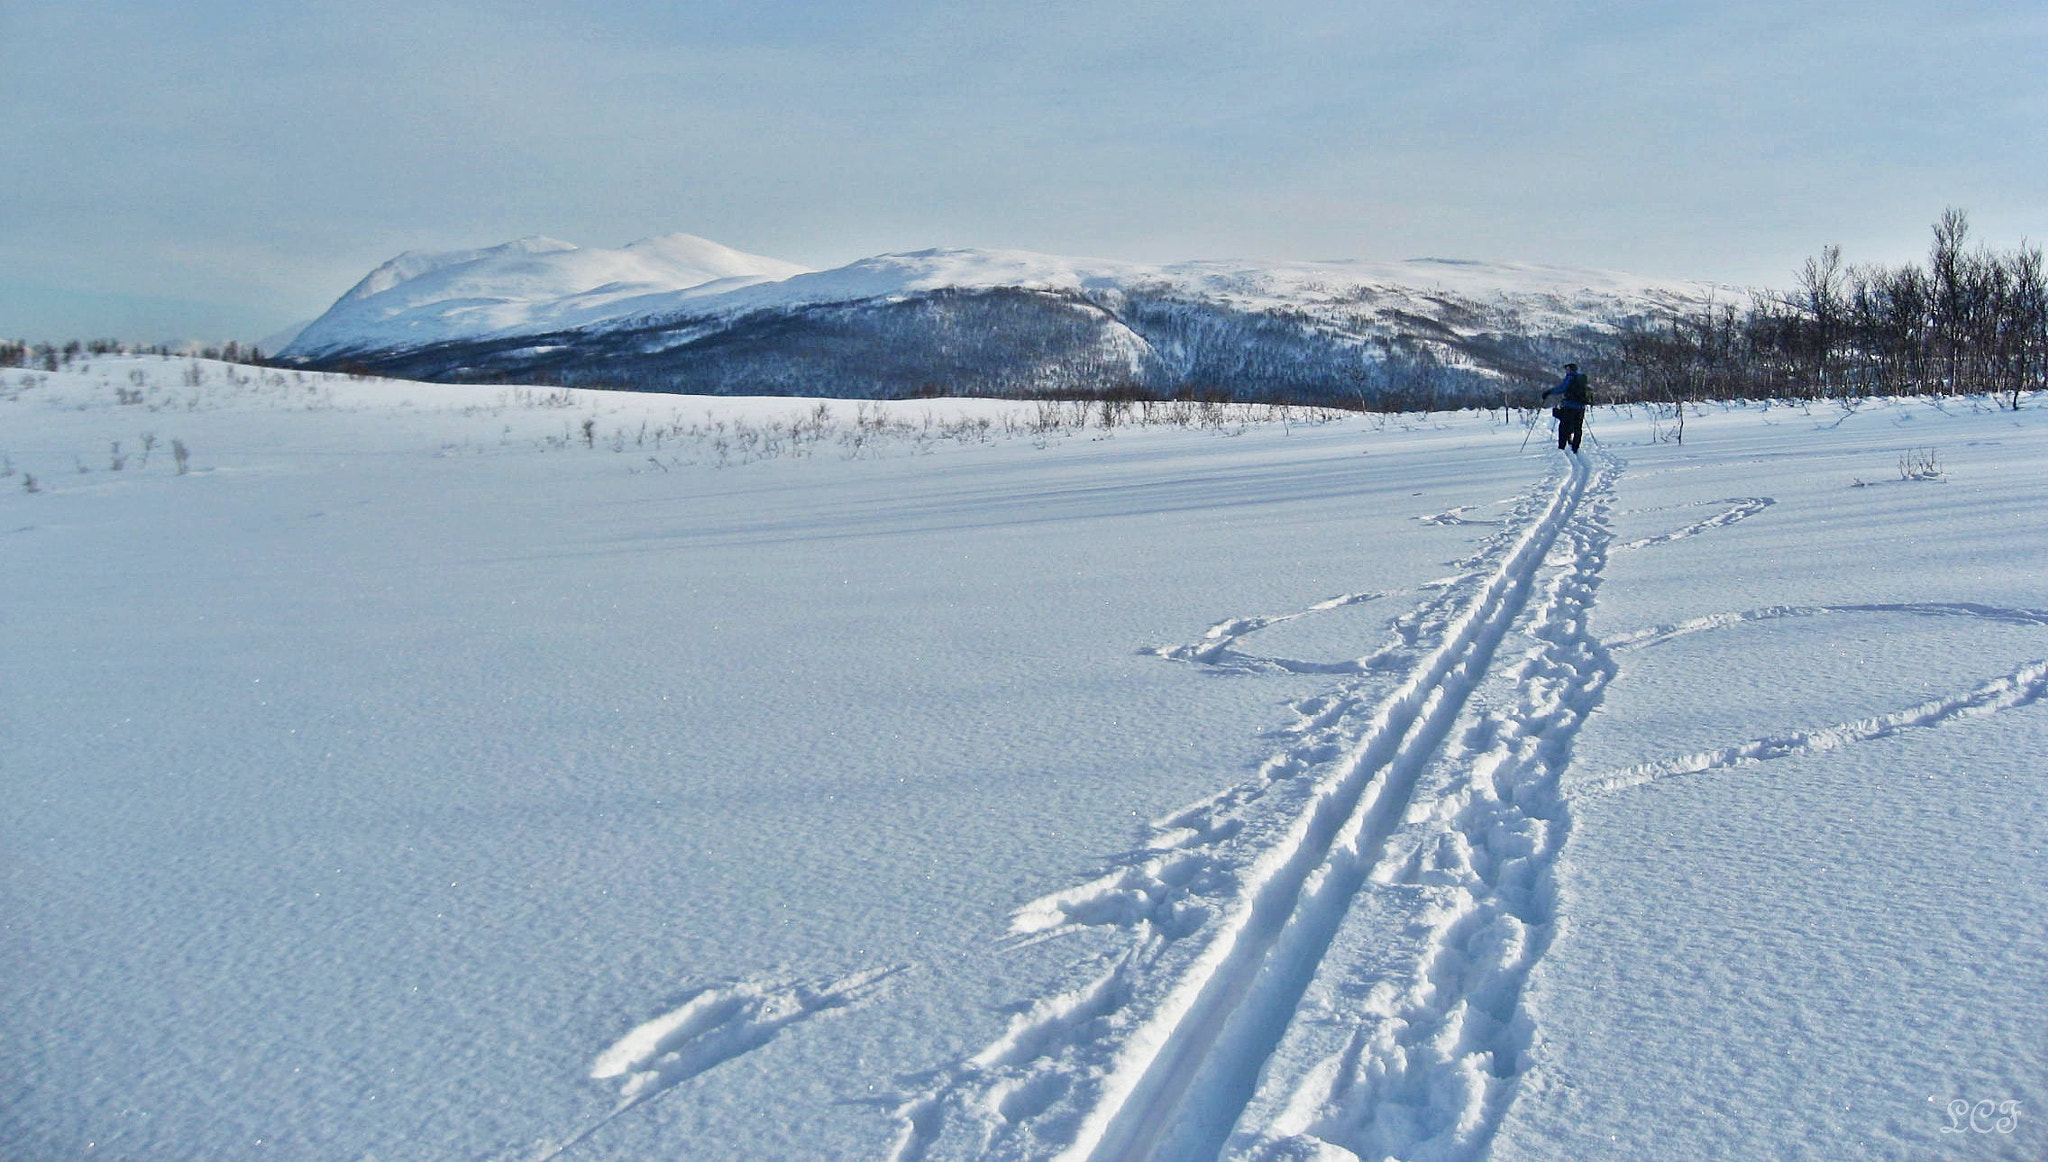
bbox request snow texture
[3,361,2043,1161]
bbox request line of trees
[0,338,269,371]
[1611,210,2046,410]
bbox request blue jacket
[1544,370,1589,410]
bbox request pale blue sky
[4,0,2043,342]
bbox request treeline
[1610,210,2046,409]
[0,338,269,371]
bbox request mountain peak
[621,232,809,280]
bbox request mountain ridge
[282,234,1723,404]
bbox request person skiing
[1543,362,1590,452]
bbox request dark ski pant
[1556,407,1584,452]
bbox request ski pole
[1518,403,1542,452]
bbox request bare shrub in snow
[1899,447,1944,481]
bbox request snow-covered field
[4,359,2042,1161]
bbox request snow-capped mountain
[285,234,812,359]
[282,235,1719,403]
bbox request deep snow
[2,360,2042,1161]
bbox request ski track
[891,453,2047,1162]
[533,967,901,1161]
[1146,592,1394,675]
[1234,455,1621,1162]
[892,453,1615,1162]
[1578,601,2048,797]
[1611,496,1772,551]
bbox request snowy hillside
[4,359,2042,1161]
[279,237,1719,403]
[284,233,812,360]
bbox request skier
[1543,362,1590,452]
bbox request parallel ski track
[894,441,2048,1162]
[1065,454,1596,1162]
[1247,452,1621,1160]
